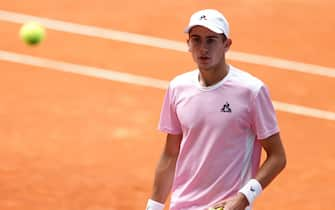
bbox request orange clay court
[0,1,334,210]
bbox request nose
[199,41,209,53]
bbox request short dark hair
[221,33,228,41]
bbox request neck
[198,63,229,87]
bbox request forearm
[151,153,178,203]
[236,134,286,208]
[255,151,286,189]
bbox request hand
[208,207,224,210]
[210,193,249,210]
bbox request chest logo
[221,102,232,113]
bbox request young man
[146,9,286,210]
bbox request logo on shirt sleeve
[221,102,232,113]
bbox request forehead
[189,26,220,37]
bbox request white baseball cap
[184,9,230,38]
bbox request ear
[187,39,192,52]
[224,38,232,52]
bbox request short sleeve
[158,85,182,134]
[251,85,279,140]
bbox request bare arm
[213,133,287,210]
[255,132,287,188]
[150,133,182,203]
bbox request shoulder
[169,70,198,89]
[228,65,265,93]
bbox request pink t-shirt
[158,65,279,210]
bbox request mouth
[198,56,210,63]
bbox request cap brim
[184,23,227,35]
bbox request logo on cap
[200,15,207,20]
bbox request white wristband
[238,179,263,205]
[146,199,165,210]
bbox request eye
[206,38,217,45]
[190,37,201,45]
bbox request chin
[198,63,213,71]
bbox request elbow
[279,153,287,172]
[270,151,287,174]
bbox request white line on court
[0,9,335,78]
[0,50,169,89]
[1,50,335,121]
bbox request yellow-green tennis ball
[19,21,46,45]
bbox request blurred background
[0,0,334,209]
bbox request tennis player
[146,9,287,210]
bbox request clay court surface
[0,1,334,209]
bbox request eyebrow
[190,34,220,39]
